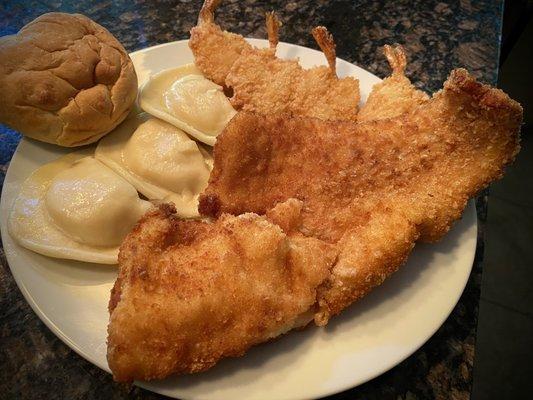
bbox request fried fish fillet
[107,201,335,382]
[200,69,522,320]
[189,0,360,120]
[358,44,429,121]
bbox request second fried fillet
[107,200,335,382]
[200,69,522,320]
[358,45,429,121]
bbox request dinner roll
[0,13,138,147]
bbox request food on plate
[139,64,236,145]
[189,0,252,86]
[8,153,152,264]
[357,44,429,121]
[226,25,360,120]
[0,13,138,147]
[266,10,281,49]
[107,200,336,382]
[190,0,360,120]
[200,69,522,320]
[3,5,523,385]
[95,113,212,218]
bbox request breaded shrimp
[358,45,429,121]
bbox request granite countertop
[0,1,502,398]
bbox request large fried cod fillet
[107,201,335,382]
[200,69,522,320]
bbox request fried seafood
[357,44,429,121]
[107,201,336,382]
[189,0,252,86]
[108,2,522,380]
[190,0,360,120]
[200,69,522,320]
[226,25,360,120]
[266,11,281,49]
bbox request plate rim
[0,38,478,400]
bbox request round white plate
[0,40,477,400]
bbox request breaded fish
[190,0,360,120]
[200,69,522,320]
[107,201,335,382]
[358,44,429,121]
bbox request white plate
[0,40,477,400]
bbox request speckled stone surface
[0,0,502,399]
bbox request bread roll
[0,13,138,147]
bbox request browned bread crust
[0,13,137,147]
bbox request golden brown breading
[189,1,360,120]
[224,46,296,114]
[316,211,417,322]
[200,69,522,319]
[189,0,251,86]
[358,45,429,121]
[225,27,360,120]
[107,201,336,382]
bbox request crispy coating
[200,69,522,319]
[225,47,298,114]
[189,1,360,120]
[358,45,429,121]
[316,210,417,322]
[225,31,360,120]
[189,0,251,86]
[107,201,336,382]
